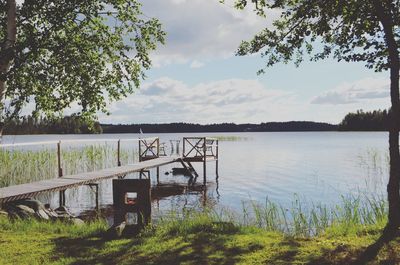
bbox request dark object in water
[172,167,194,176]
[165,171,170,175]
[151,183,205,199]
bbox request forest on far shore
[337,109,390,131]
[2,109,390,135]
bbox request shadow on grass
[51,223,400,265]
[305,229,400,265]
[52,222,263,265]
[52,234,133,265]
[306,243,358,265]
[350,228,400,265]
[269,238,302,264]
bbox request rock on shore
[2,199,84,225]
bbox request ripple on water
[7,132,389,216]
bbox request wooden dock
[0,156,181,203]
[0,137,219,205]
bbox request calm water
[2,132,389,219]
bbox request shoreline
[0,211,396,265]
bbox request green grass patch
[0,212,399,265]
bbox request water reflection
[4,132,389,221]
[32,169,220,224]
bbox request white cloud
[100,77,297,124]
[311,77,390,105]
[142,0,276,66]
[170,0,187,4]
[190,60,205,69]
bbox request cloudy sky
[100,0,390,125]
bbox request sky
[98,0,390,125]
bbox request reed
[157,192,387,238]
[0,144,137,188]
[208,135,250,141]
[253,193,385,236]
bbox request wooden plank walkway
[0,156,181,203]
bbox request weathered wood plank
[182,156,218,162]
[0,156,180,203]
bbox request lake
[1,132,389,220]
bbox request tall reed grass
[0,144,137,188]
[248,193,386,236]
[357,147,389,193]
[159,193,387,238]
[208,135,250,141]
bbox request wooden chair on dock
[205,139,215,157]
[159,142,167,156]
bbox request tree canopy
[4,115,103,134]
[233,0,399,74]
[0,0,165,121]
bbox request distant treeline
[4,116,103,135]
[2,109,392,135]
[338,109,390,131]
[102,121,337,133]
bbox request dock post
[183,138,186,158]
[202,185,207,207]
[170,140,174,154]
[94,184,99,212]
[156,138,160,184]
[156,138,160,157]
[138,139,142,162]
[203,137,206,185]
[57,141,65,207]
[176,140,180,154]
[88,183,99,212]
[215,139,219,176]
[117,139,121,166]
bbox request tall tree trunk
[386,54,400,230]
[373,0,400,230]
[0,0,17,142]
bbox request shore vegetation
[0,186,394,265]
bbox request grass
[0,192,393,265]
[0,145,137,187]
[0,210,399,265]
[208,135,251,141]
[211,193,387,238]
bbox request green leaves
[1,0,165,121]
[233,0,399,74]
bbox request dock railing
[138,137,160,162]
[182,137,219,161]
[182,137,219,184]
